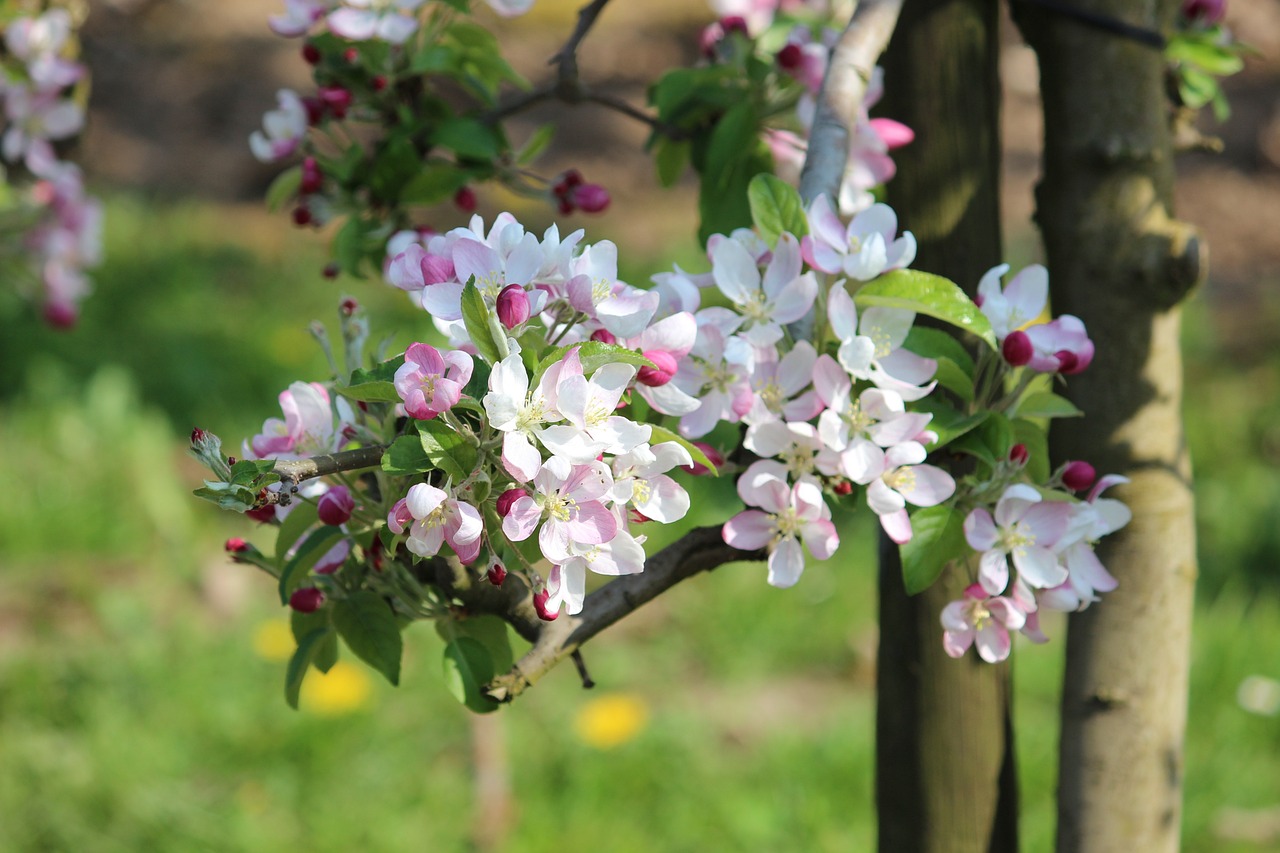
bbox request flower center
[741,290,771,322]
[998,521,1035,555]
[631,478,652,506]
[884,465,916,493]
[758,381,784,413]
[773,506,801,540]
[545,491,578,523]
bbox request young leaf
[292,609,339,673]
[903,326,975,373]
[460,279,503,366]
[443,637,500,714]
[278,526,346,604]
[333,591,403,686]
[856,270,997,349]
[399,161,471,205]
[1011,418,1051,484]
[419,419,478,482]
[900,506,967,595]
[438,614,515,675]
[649,424,717,475]
[1015,391,1083,419]
[748,173,808,245]
[265,166,302,213]
[285,627,330,710]
[431,117,503,161]
[382,433,434,475]
[516,124,554,165]
[654,137,690,187]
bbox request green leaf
[855,270,997,349]
[912,400,988,451]
[399,160,470,205]
[903,326,975,373]
[285,627,330,710]
[1177,65,1219,110]
[1011,418,1050,484]
[278,526,346,604]
[653,137,690,187]
[900,506,967,595]
[516,124,554,166]
[442,637,499,714]
[275,502,320,568]
[748,173,808,245]
[1015,391,1082,419]
[333,217,367,278]
[1166,35,1244,76]
[291,609,339,673]
[431,117,503,161]
[460,279,503,366]
[265,166,302,213]
[339,357,406,403]
[649,424,717,475]
[382,433,433,475]
[697,102,768,244]
[419,418,478,483]
[462,359,491,403]
[438,614,514,674]
[333,591,403,686]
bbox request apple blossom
[328,0,425,45]
[608,442,694,524]
[394,343,473,421]
[398,483,484,564]
[843,441,956,544]
[802,195,916,280]
[249,89,308,163]
[711,231,817,348]
[964,483,1071,594]
[723,466,839,588]
[501,457,618,565]
[977,263,1048,341]
[941,584,1027,663]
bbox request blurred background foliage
[1,0,1279,850]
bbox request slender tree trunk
[1016,2,1201,850]
[876,2,1018,851]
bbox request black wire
[1013,0,1168,50]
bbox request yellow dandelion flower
[300,661,373,716]
[252,619,295,663]
[573,693,650,749]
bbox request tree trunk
[1016,3,1201,851]
[876,2,1018,851]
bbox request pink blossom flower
[395,483,484,563]
[669,319,754,438]
[941,584,1027,663]
[501,457,617,565]
[545,529,647,616]
[964,483,1071,594]
[393,342,473,420]
[247,381,351,460]
[811,354,931,454]
[1040,476,1130,611]
[711,232,817,348]
[843,441,955,544]
[742,341,823,427]
[249,89,308,163]
[484,0,537,18]
[268,0,330,37]
[802,195,917,281]
[722,467,839,588]
[608,442,693,524]
[826,283,936,402]
[328,0,424,44]
[2,86,83,165]
[539,347,651,462]
[976,263,1048,341]
[483,352,564,482]
[1024,315,1094,375]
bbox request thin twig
[273,444,387,486]
[571,650,596,689]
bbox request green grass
[0,196,1277,851]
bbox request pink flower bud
[775,44,803,70]
[317,486,354,526]
[372,75,388,92]
[292,206,313,226]
[532,588,559,621]
[486,558,507,587]
[300,156,323,194]
[497,284,531,329]
[301,42,321,65]
[1002,330,1033,367]
[343,47,359,63]
[1009,443,1029,465]
[590,329,616,345]
[1182,0,1225,24]
[454,186,477,212]
[191,427,208,446]
[637,350,678,387]
[832,480,853,496]
[43,301,76,329]
[245,504,277,523]
[302,96,326,125]
[698,23,724,58]
[340,297,358,316]
[720,15,749,37]
[1054,349,1080,374]
[1062,461,1097,492]
[680,442,725,476]
[497,488,525,517]
[225,537,250,553]
[571,183,610,214]
[289,587,325,613]
[319,85,352,119]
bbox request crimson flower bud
[571,183,610,214]
[532,588,559,621]
[245,504,277,523]
[680,442,725,476]
[1002,330,1033,367]
[323,262,340,279]
[43,301,76,328]
[590,329,616,345]
[1182,0,1225,24]
[289,587,325,613]
[720,15,749,37]
[343,47,359,63]
[292,206,312,226]
[317,486,355,526]
[496,488,525,517]
[775,43,802,70]
[1061,461,1096,492]
[486,558,507,587]
[372,75,388,91]
[454,186,477,212]
[191,427,208,446]
[1009,443,1030,465]
[300,157,323,194]
[301,42,321,65]
[497,284,531,329]
[637,350,678,387]
[832,480,853,496]
[318,85,351,119]
[559,169,583,189]
[340,297,358,316]
[1054,349,1080,375]
[225,537,250,553]
[302,96,325,125]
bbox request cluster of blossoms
[700,0,913,215]
[0,6,102,326]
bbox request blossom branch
[273,444,387,487]
[798,0,905,205]
[482,526,767,703]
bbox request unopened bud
[532,588,559,621]
[191,427,209,447]
[1061,461,1096,492]
[43,301,76,329]
[372,74,388,91]
[323,262,340,279]
[340,297,359,316]
[300,156,323,194]
[1002,330,1033,367]
[454,186,477,213]
[590,329,616,345]
[292,206,313,226]
[317,486,355,526]
[1054,349,1080,375]
[681,442,725,476]
[225,537,250,554]
[637,350,678,387]
[720,15,749,37]
[245,504,277,523]
[289,587,325,613]
[832,480,853,496]
[496,488,525,517]
[301,42,321,65]
[497,284,531,329]
[1182,0,1225,24]
[1009,443,1029,465]
[343,47,359,64]
[775,43,802,70]
[486,558,507,587]
[302,96,325,125]
[318,85,352,119]
[571,183,610,214]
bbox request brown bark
[876,2,1017,851]
[1015,2,1201,851]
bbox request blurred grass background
[0,192,1277,852]
[2,0,1280,848]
